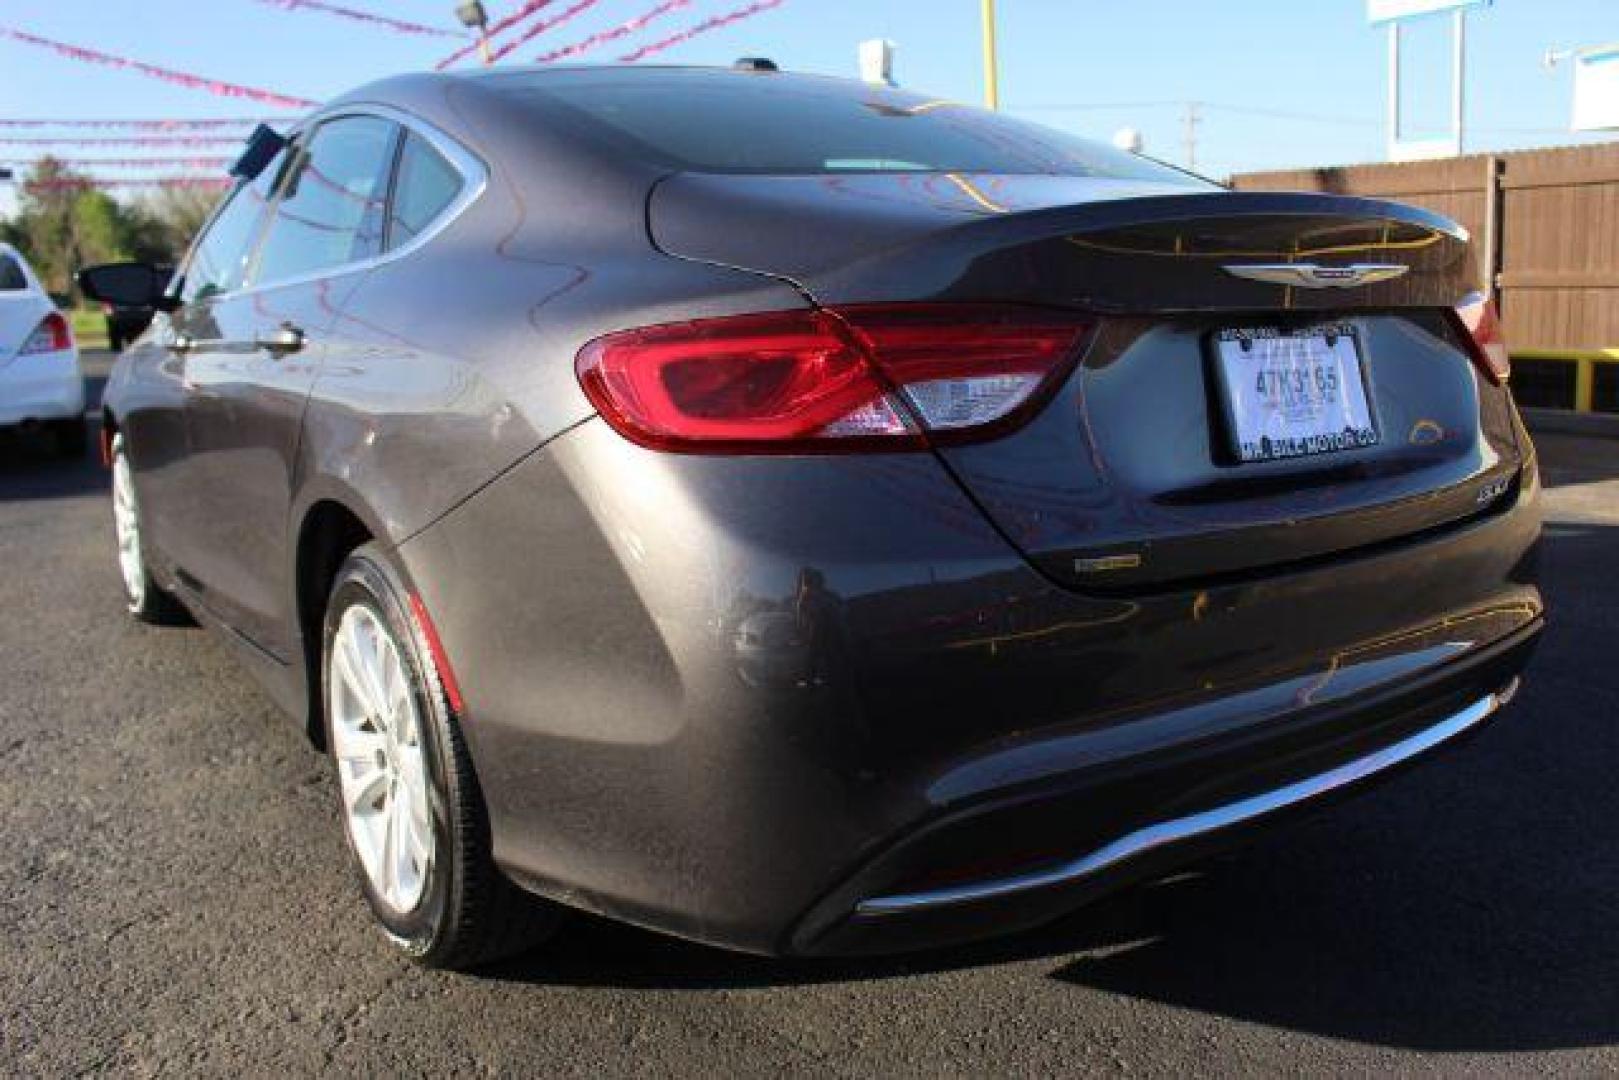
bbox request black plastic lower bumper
[788,618,1542,957]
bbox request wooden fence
[1232,143,1619,413]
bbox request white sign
[858,39,895,86]
[1368,0,1490,24]
[1391,135,1462,162]
[1573,48,1619,131]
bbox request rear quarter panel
[298,76,815,548]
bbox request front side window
[387,132,463,250]
[252,116,398,288]
[179,158,281,303]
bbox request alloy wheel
[328,603,435,915]
[110,440,146,610]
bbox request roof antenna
[733,57,779,72]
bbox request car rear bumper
[787,620,1538,955]
[0,350,84,425]
[400,419,1543,957]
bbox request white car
[0,243,85,455]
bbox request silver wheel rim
[111,440,146,609]
[330,603,434,915]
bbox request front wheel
[322,544,560,969]
[109,432,189,624]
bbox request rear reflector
[20,312,73,356]
[576,305,1090,453]
[407,593,465,716]
[1455,294,1509,384]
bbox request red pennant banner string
[0,136,246,147]
[24,176,234,191]
[487,0,605,64]
[436,0,559,69]
[619,0,786,62]
[1,157,232,169]
[0,118,284,130]
[0,28,319,110]
[536,0,691,63]
[247,0,466,39]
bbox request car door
[130,164,281,583]
[174,114,400,661]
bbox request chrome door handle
[254,323,306,357]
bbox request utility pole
[980,0,999,109]
[1181,101,1201,173]
[1452,6,1466,155]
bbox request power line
[1011,100,1384,130]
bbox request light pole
[980,0,999,109]
[455,1,493,66]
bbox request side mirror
[77,263,177,311]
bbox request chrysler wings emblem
[1221,263,1410,289]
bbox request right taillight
[576,305,1091,454]
[1455,294,1509,384]
[19,312,73,356]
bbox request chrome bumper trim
[856,682,1515,917]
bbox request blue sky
[0,0,1614,215]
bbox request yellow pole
[981,0,999,109]
[1575,357,1596,413]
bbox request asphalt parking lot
[4,354,1617,1075]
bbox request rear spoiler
[898,191,1479,314]
[653,176,1478,312]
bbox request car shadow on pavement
[0,360,107,501]
[0,431,106,500]
[487,517,1619,1055]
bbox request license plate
[1212,325,1379,463]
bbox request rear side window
[387,133,463,250]
[502,71,1199,184]
[180,157,282,303]
[252,115,398,287]
[0,254,27,291]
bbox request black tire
[53,415,88,458]
[321,543,560,970]
[109,433,191,625]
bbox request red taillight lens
[576,305,1090,454]
[1455,294,1509,384]
[20,312,73,356]
[836,307,1091,442]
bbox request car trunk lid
[649,175,1522,590]
[0,294,52,367]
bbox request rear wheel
[322,544,560,969]
[109,433,189,624]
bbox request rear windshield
[497,70,1198,183]
[0,254,27,292]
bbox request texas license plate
[1212,325,1379,463]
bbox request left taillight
[1455,294,1509,384]
[19,312,73,356]
[575,305,1090,454]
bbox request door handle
[254,323,306,357]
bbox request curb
[1522,407,1619,439]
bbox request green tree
[0,159,215,299]
[133,186,221,265]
